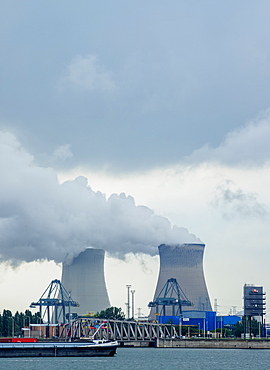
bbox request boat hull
[0,342,118,357]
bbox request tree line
[0,309,42,337]
[95,307,125,320]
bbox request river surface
[0,347,270,369]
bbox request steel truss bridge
[59,318,178,343]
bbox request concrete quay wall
[119,341,155,348]
[156,338,270,349]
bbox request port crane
[148,278,192,316]
[30,279,79,326]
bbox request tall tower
[150,244,212,318]
[61,248,110,316]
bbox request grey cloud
[212,180,268,220]
[2,2,270,171]
[188,111,270,166]
[58,54,116,93]
[37,144,74,168]
[0,132,200,265]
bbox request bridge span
[60,318,178,345]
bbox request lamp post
[131,290,135,319]
[11,317,15,337]
[221,316,223,338]
[215,314,217,338]
[179,315,182,338]
[37,317,42,338]
[68,291,71,325]
[25,315,31,338]
[126,285,131,319]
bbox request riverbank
[119,338,270,349]
[157,338,270,349]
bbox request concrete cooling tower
[61,248,110,316]
[150,244,212,317]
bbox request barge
[0,340,118,357]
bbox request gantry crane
[30,279,79,326]
[148,278,192,316]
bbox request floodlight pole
[126,285,131,319]
[131,290,135,319]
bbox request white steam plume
[0,131,200,264]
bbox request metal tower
[30,279,79,325]
[148,278,192,316]
[243,284,266,338]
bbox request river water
[0,347,270,369]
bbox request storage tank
[61,248,110,316]
[150,244,212,318]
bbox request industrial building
[158,311,216,331]
[149,244,212,319]
[157,311,241,334]
[61,248,110,316]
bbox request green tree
[96,307,125,320]
[2,310,13,337]
[14,311,23,336]
[0,313,3,336]
[0,309,44,337]
[32,312,42,324]
[233,321,244,338]
[232,317,262,338]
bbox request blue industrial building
[216,315,241,329]
[158,311,241,332]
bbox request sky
[1,1,270,318]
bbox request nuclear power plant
[61,248,110,316]
[60,243,212,318]
[149,243,212,318]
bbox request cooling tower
[150,244,212,317]
[61,248,110,316]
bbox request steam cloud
[0,131,200,264]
